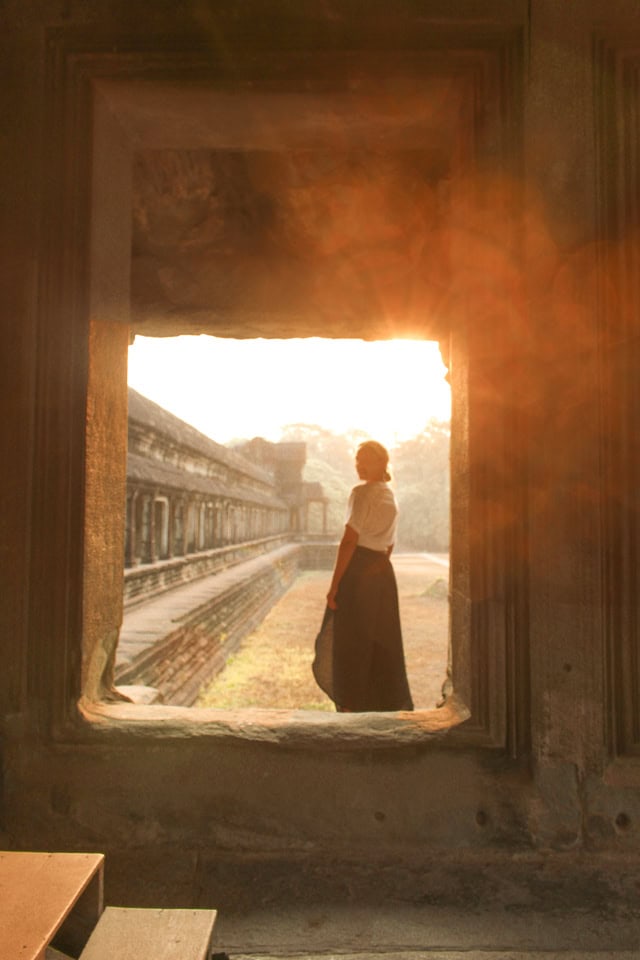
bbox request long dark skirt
[312,546,414,712]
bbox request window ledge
[75,695,470,749]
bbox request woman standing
[313,440,414,712]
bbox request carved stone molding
[37,19,525,752]
[594,36,640,758]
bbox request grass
[197,556,449,711]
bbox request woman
[313,440,414,712]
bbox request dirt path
[197,553,449,711]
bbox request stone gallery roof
[127,452,287,509]
[128,388,275,486]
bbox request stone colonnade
[125,489,288,567]
[123,388,301,578]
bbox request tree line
[279,421,450,552]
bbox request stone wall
[117,545,301,705]
[123,535,291,606]
[3,0,640,916]
[297,540,337,571]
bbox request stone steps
[79,906,216,960]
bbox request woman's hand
[326,524,358,612]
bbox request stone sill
[75,695,471,749]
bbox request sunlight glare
[127,335,450,450]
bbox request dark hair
[357,440,391,481]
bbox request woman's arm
[326,523,359,610]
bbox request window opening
[117,335,451,713]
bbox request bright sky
[127,335,450,450]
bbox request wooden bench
[0,851,104,959]
[1,851,217,960]
[78,906,217,960]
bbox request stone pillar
[167,497,175,558]
[140,494,152,562]
[149,490,159,562]
[523,6,608,831]
[176,498,185,555]
[82,319,129,702]
[125,490,138,566]
[212,501,219,547]
[185,499,194,553]
[124,493,131,566]
[222,502,228,544]
[198,501,205,550]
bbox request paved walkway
[117,545,298,668]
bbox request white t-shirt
[345,481,398,552]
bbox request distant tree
[280,423,362,482]
[391,420,450,552]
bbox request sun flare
[127,335,450,451]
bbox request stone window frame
[594,35,640,764]
[31,30,528,752]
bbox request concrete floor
[226,955,639,960]
[224,954,640,959]
[211,901,640,958]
